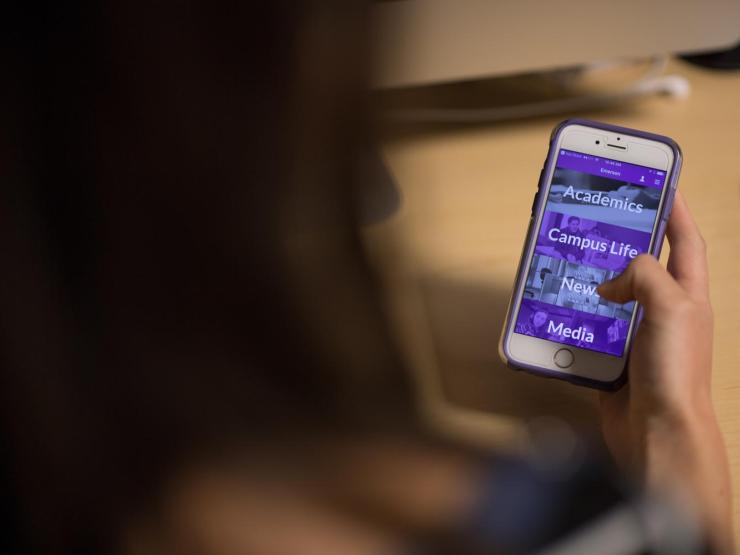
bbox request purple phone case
[499,118,682,390]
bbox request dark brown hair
[0,1,413,552]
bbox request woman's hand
[597,192,733,554]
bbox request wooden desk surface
[368,58,740,536]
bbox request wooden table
[367,58,740,536]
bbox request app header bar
[557,149,665,189]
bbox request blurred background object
[683,42,740,69]
[372,0,740,123]
[373,0,740,88]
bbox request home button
[553,348,574,368]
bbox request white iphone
[499,119,681,389]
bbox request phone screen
[513,148,667,357]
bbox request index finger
[665,191,709,297]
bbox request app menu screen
[513,149,666,357]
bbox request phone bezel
[500,121,676,386]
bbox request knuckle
[694,232,708,254]
[672,297,712,322]
[629,254,657,285]
[631,253,656,273]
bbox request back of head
[0,1,414,552]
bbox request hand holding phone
[599,193,733,555]
[500,119,682,389]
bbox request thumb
[597,254,683,312]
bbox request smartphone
[499,119,681,389]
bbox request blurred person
[536,267,552,289]
[0,1,732,555]
[582,226,607,267]
[607,319,628,344]
[574,322,596,348]
[555,216,585,262]
[515,309,550,337]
